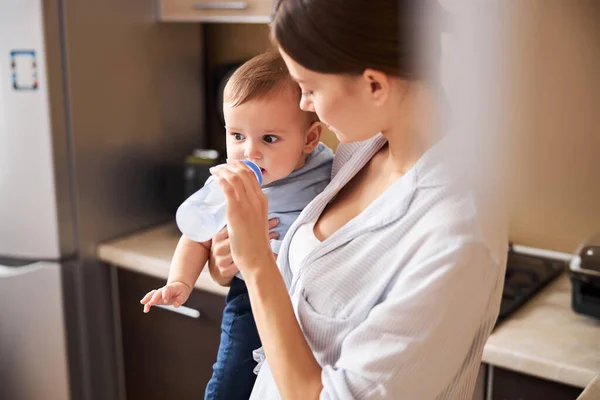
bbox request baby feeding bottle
[176,160,262,242]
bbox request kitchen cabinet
[116,268,225,399]
[488,366,583,400]
[158,0,274,23]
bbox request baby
[140,51,333,400]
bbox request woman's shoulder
[409,182,508,267]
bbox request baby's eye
[301,90,314,97]
[263,135,279,144]
[231,133,245,141]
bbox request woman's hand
[210,161,276,274]
[208,218,280,286]
[212,162,322,400]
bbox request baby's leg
[204,277,262,400]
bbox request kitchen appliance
[496,246,566,326]
[0,1,203,399]
[164,148,222,215]
[569,233,600,320]
[184,149,223,200]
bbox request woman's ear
[362,68,390,107]
[303,121,322,154]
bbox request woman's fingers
[228,162,270,229]
[209,161,271,273]
[214,225,229,241]
[268,218,280,240]
[219,263,239,279]
[210,237,236,273]
[211,166,245,204]
[213,235,230,257]
[211,162,264,209]
[268,217,279,229]
[228,161,264,206]
[213,237,234,267]
[215,254,235,275]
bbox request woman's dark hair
[271,0,448,81]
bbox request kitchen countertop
[98,224,600,390]
[98,224,228,296]
[484,271,600,389]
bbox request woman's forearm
[245,260,323,400]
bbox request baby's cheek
[226,148,243,160]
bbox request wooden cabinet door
[117,268,225,400]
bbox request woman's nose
[300,96,315,113]
[244,142,262,160]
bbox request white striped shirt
[250,133,508,400]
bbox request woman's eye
[301,90,314,97]
[263,135,279,144]
[232,133,245,141]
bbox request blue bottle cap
[241,160,263,186]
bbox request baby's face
[224,88,310,185]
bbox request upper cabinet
[158,0,274,23]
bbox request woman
[208,0,507,398]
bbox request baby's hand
[139,281,192,313]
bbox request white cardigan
[250,133,508,400]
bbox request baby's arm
[140,235,210,312]
[169,235,210,289]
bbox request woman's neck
[381,82,444,175]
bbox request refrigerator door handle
[0,261,45,278]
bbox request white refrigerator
[0,1,203,399]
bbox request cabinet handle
[193,2,248,10]
[155,304,201,319]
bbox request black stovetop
[496,250,566,326]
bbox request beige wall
[207,12,600,253]
[505,2,600,252]
[206,24,271,65]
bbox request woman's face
[279,48,385,143]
